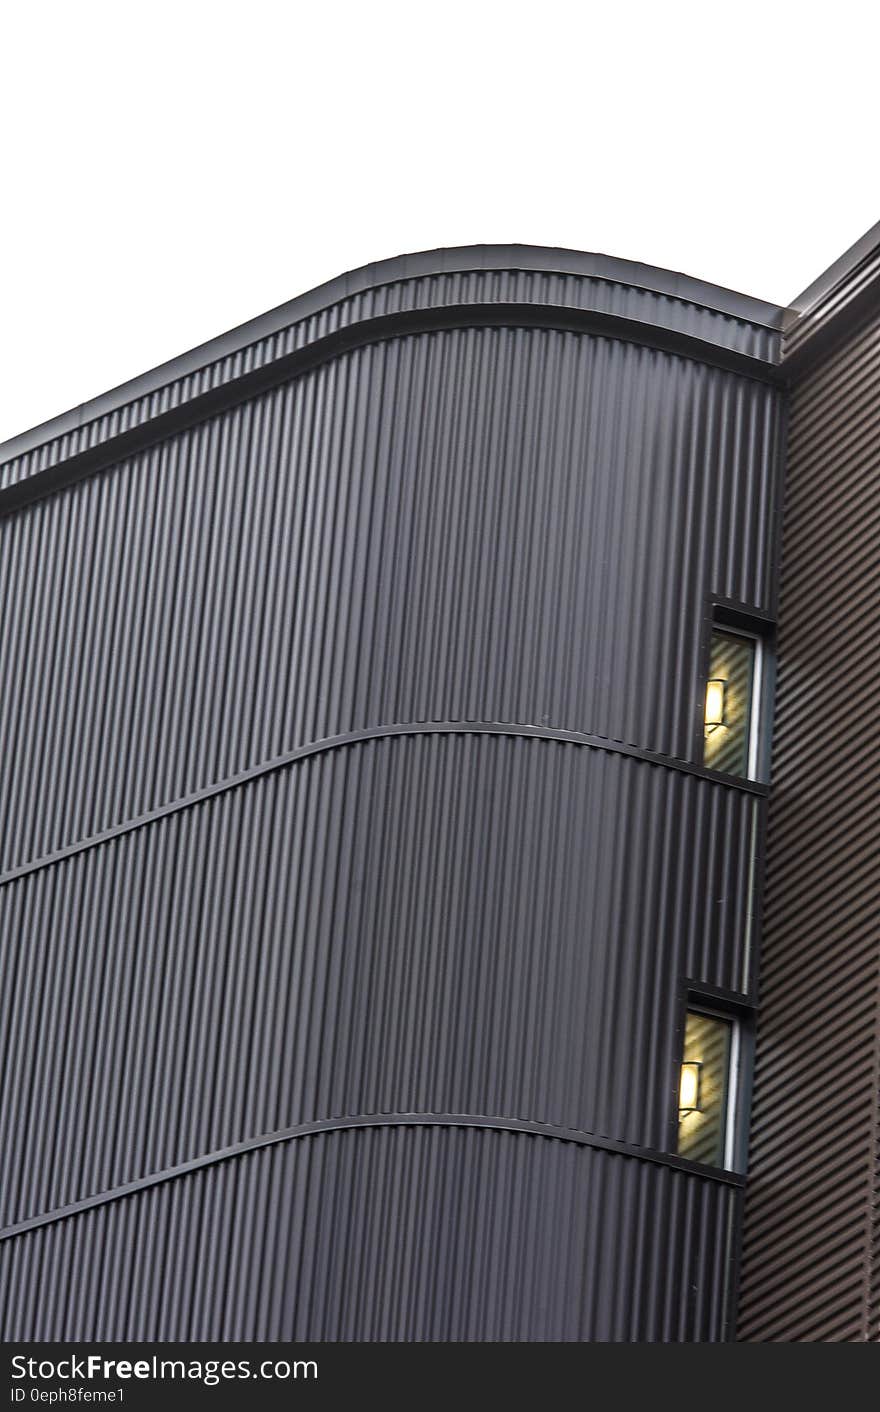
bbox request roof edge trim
[0,244,784,469]
[782,220,880,378]
[0,301,785,517]
[786,220,880,322]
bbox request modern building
[0,230,876,1341]
[738,227,880,1342]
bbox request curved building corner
[0,245,789,1340]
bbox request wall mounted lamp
[704,678,727,733]
[679,1060,703,1117]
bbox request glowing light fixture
[704,678,727,734]
[679,1060,703,1117]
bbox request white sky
[1,0,878,446]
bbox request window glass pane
[677,1009,732,1167]
[703,628,756,776]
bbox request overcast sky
[2,1,877,446]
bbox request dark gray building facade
[0,235,874,1340]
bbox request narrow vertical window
[677,1008,737,1167]
[703,628,760,778]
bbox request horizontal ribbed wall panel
[0,327,781,872]
[738,304,880,1342]
[0,253,780,492]
[0,734,757,1230]
[0,1126,736,1341]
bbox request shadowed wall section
[739,297,880,1343]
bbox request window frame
[673,988,753,1173]
[701,602,773,784]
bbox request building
[0,232,876,1341]
[738,227,880,1341]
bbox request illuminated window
[677,1008,737,1168]
[703,628,761,778]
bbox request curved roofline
[0,243,785,466]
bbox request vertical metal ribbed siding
[738,304,880,1342]
[0,737,758,1231]
[0,332,780,874]
[0,1128,737,1342]
[0,250,784,1340]
[0,251,781,494]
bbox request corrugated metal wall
[0,247,782,495]
[0,248,784,1340]
[0,330,780,874]
[0,1128,738,1342]
[0,736,759,1232]
[738,302,880,1342]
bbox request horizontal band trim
[0,1110,743,1243]
[0,720,767,889]
[0,300,783,519]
